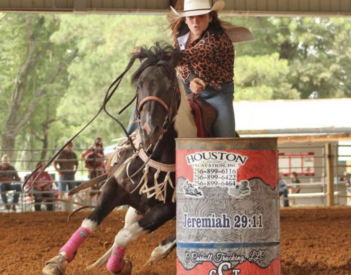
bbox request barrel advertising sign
[176,138,280,275]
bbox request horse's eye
[136,83,142,90]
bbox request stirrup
[42,254,68,275]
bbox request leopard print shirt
[175,30,234,87]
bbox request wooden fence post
[325,143,334,206]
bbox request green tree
[230,17,351,99]
[0,14,77,163]
[235,53,299,100]
[50,15,170,149]
[1,14,351,167]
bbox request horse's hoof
[109,258,132,275]
[42,254,68,275]
[147,246,165,265]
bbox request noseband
[136,84,179,132]
[136,61,178,119]
[135,60,179,131]
[137,96,169,114]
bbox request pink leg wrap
[59,227,91,262]
[107,246,126,273]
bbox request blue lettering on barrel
[182,213,231,229]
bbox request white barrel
[176,138,281,275]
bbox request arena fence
[0,147,103,213]
[279,143,351,207]
[1,143,351,212]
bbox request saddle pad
[188,100,206,138]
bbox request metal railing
[279,143,351,207]
[1,143,351,212]
[0,147,103,212]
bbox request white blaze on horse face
[82,218,98,232]
[174,80,197,138]
[141,116,152,135]
[114,222,146,248]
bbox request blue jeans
[127,81,236,137]
[33,188,55,211]
[279,189,289,207]
[58,172,76,192]
[182,82,236,137]
[0,183,21,204]
[126,107,138,135]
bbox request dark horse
[42,43,197,275]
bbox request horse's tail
[86,246,113,270]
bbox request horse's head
[131,43,181,154]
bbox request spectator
[81,137,104,160]
[81,137,105,202]
[82,137,105,202]
[0,154,21,211]
[54,140,78,210]
[346,179,351,191]
[343,176,351,206]
[290,171,301,193]
[278,173,289,207]
[26,161,55,211]
[341,176,351,192]
[289,171,301,206]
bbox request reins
[22,47,180,194]
[22,55,140,192]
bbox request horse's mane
[131,42,179,83]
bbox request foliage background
[0,14,350,168]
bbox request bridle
[135,63,180,152]
[137,96,169,113]
[122,66,180,182]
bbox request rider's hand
[190,78,206,94]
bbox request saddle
[187,93,218,137]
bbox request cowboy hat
[224,24,255,44]
[171,0,225,17]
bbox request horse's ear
[169,47,180,69]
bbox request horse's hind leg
[147,232,176,265]
[90,204,175,274]
[42,176,121,275]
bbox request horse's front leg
[124,206,142,228]
[42,176,123,275]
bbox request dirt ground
[1,207,351,275]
